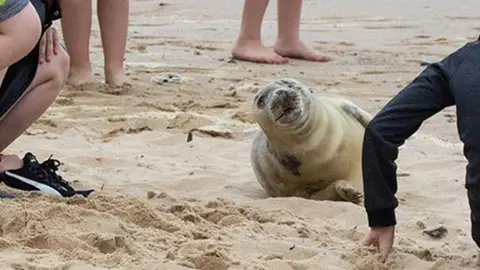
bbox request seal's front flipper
[339,100,373,128]
[303,184,338,201]
[333,180,363,204]
[305,180,362,204]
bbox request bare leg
[274,0,331,62]
[0,2,42,173]
[60,0,96,85]
[308,180,362,204]
[0,2,41,71]
[0,48,70,161]
[0,155,23,172]
[231,0,287,64]
[97,0,129,86]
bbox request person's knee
[47,48,70,91]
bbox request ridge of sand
[2,0,480,269]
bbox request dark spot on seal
[279,154,302,176]
[278,79,304,93]
[279,79,294,88]
[266,143,302,176]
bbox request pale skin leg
[307,180,363,204]
[0,42,70,172]
[231,0,288,64]
[60,0,129,86]
[0,2,42,171]
[274,0,331,62]
[231,0,331,64]
[0,3,41,70]
[97,0,129,86]
[60,0,96,85]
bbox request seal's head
[253,78,314,129]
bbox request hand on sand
[362,226,395,262]
[39,27,60,65]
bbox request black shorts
[0,0,60,119]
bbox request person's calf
[0,46,70,151]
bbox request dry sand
[2,0,480,269]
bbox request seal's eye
[257,94,266,108]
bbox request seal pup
[250,78,373,204]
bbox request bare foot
[232,40,288,64]
[274,39,332,62]
[67,67,98,86]
[105,67,126,87]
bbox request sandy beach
[2,0,480,269]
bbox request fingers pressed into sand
[379,241,391,263]
[361,234,373,246]
[362,233,388,262]
[362,227,395,262]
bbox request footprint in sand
[410,133,461,149]
[363,24,419,30]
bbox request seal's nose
[275,89,288,96]
[274,88,297,102]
